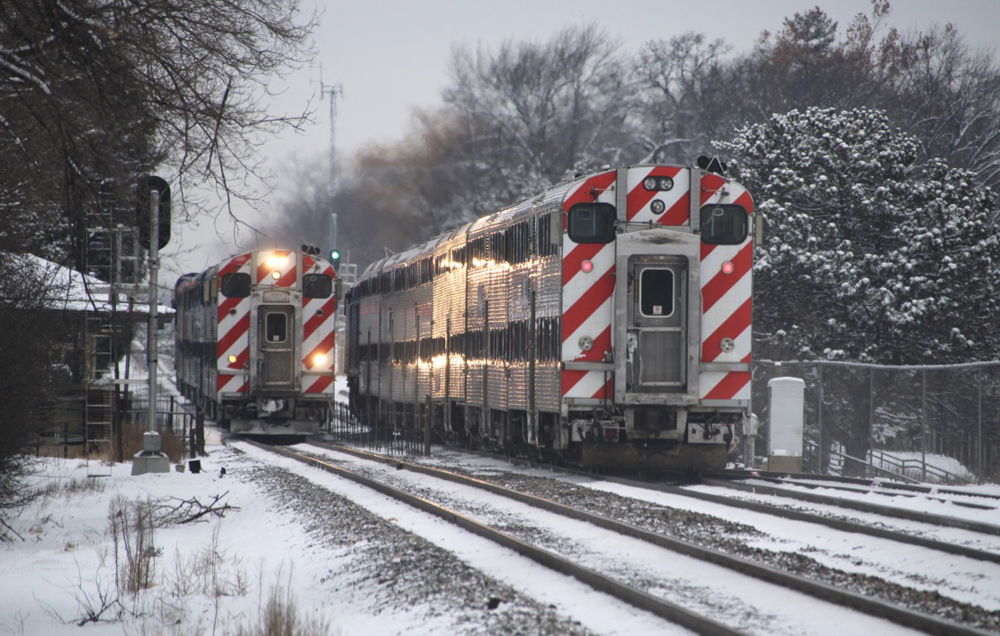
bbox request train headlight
[266,254,288,268]
[578,335,594,351]
[643,176,674,191]
[227,354,238,365]
[650,199,666,214]
[720,338,735,353]
[581,260,594,274]
[271,270,281,280]
[312,352,327,367]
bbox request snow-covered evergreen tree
[719,106,999,364]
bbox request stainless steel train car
[345,161,757,469]
[174,248,339,436]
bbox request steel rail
[704,469,1000,505]
[245,440,740,636]
[305,441,990,636]
[700,478,1000,537]
[594,474,1000,566]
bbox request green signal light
[330,249,341,261]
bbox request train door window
[640,268,674,317]
[265,312,287,343]
[567,203,616,244]
[303,273,332,299]
[220,272,251,298]
[700,204,748,245]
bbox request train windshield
[700,204,748,245]
[303,273,332,299]
[568,203,616,244]
[220,272,251,297]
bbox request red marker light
[722,261,735,275]
[581,260,594,273]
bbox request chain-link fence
[754,361,1000,483]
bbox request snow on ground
[1,434,679,636]
[1,444,343,636]
[416,449,1000,613]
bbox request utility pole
[133,187,169,475]
[320,80,343,190]
[320,80,348,373]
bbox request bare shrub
[236,576,332,636]
[166,525,248,599]
[108,495,161,595]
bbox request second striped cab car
[345,160,757,469]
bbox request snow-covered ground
[6,430,1000,634]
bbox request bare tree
[443,24,639,207]
[0,0,317,267]
[634,33,734,163]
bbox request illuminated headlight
[228,354,238,364]
[650,199,666,214]
[266,255,288,268]
[720,338,735,353]
[578,336,594,351]
[312,352,327,367]
[271,270,281,280]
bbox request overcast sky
[169,0,1000,276]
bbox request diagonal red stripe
[303,297,337,339]
[656,192,690,226]
[561,369,586,396]
[701,242,753,313]
[563,171,617,211]
[218,297,241,321]
[575,325,612,363]
[219,253,250,276]
[304,332,336,369]
[563,243,604,286]
[591,376,614,400]
[627,166,681,220]
[562,267,615,341]
[217,313,250,359]
[277,267,297,287]
[704,372,751,400]
[305,375,335,394]
[699,174,725,205]
[702,298,752,362]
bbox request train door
[626,257,686,393]
[258,305,295,388]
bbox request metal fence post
[978,366,983,482]
[818,363,824,474]
[921,369,927,481]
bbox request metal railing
[325,401,429,457]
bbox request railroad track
[704,469,1000,508]
[243,439,992,635]
[696,472,1000,537]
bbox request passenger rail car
[345,162,757,469]
[174,249,339,436]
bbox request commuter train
[345,160,757,469]
[174,248,339,436]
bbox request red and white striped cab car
[345,160,756,469]
[174,248,339,436]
